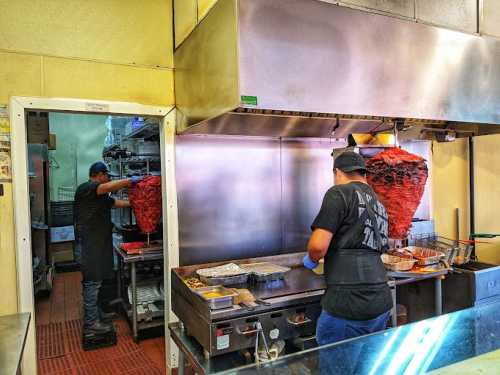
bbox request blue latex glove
[130,175,143,185]
[303,254,318,270]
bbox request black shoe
[84,321,113,335]
[99,311,117,323]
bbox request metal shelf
[122,123,159,142]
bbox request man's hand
[303,254,318,270]
[130,176,143,185]
[97,179,132,195]
[307,228,333,262]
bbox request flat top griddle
[246,267,325,300]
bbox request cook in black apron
[304,152,392,349]
[74,162,138,334]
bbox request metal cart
[113,244,164,342]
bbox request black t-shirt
[74,181,115,281]
[311,181,393,320]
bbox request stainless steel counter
[0,313,31,375]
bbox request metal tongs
[254,321,271,363]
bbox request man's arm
[307,228,333,261]
[96,179,131,195]
[114,199,130,208]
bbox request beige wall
[432,135,500,265]
[431,139,470,241]
[0,0,174,316]
[473,135,500,264]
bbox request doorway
[10,97,178,374]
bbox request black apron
[324,187,387,286]
[78,224,114,282]
[74,181,114,282]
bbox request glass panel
[221,301,500,374]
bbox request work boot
[99,310,117,323]
[84,321,113,335]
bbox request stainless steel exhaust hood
[174,0,500,137]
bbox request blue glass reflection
[223,300,500,375]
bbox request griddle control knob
[269,328,280,340]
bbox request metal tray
[199,273,249,286]
[240,262,291,282]
[194,286,237,310]
[381,254,416,271]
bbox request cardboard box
[49,242,74,263]
[27,111,49,144]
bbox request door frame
[9,96,179,374]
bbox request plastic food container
[381,254,417,271]
[194,286,238,310]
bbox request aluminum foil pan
[196,263,248,278]
[404,246,445,266]
[381,254,416,271]
[240,262,291,282]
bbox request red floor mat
[37,319,164,374]
[37,322,66,359]
[36,272,166,374]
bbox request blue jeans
[316,310,390,374]
[316,310,390,346]
[82,280,102,328]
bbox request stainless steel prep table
[0,313,31,375]
[172,253,450,362]
[171,266,449,375]
[113,244,163,342]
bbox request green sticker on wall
[241,95,258,106]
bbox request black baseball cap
[333,151,366,173]
[89,161,110,176]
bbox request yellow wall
[0,0,174,316]
[174,0,218,48]
[431,139,470,241]
[473,135,500,264]
[432,136,500,265]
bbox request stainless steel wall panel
[416,0,477,33]
[480,0,500,38]
[281,140,336,251]
[338,0,415,18]
[176,135,283,265]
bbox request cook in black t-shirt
[74,162,140,334]
[304,151,392,347]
